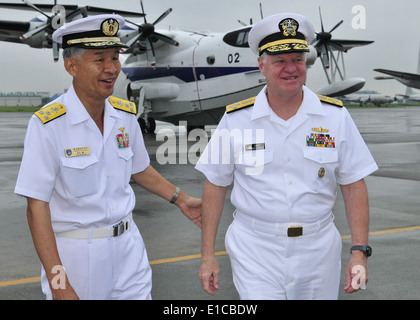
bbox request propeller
[122,0,179,68]
[237,2,263,26]
[19,0,88,62]
[312,7,345,69]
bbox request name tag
[65,147,91,158]
[245,143,265,151]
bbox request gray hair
[62,47,87,60]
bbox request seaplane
[0,1,374,132]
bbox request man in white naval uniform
[14,14,201,300]
[196,13,377,299]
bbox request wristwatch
[350,245,372,257]
[169,186,180,204]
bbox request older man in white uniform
[196,13,377,299]
[15,14,201,300]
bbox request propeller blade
[152,8,172,25]
[329,20,343,33]
[145,37,156,68]
[123,32,142,50]
[153,32,179,46]
[20,23,49,39]
[140,0,147,23]
[237,19,247,26]
[318,7,324,32]
[23,0,50,19]
[53,42,59,62]
[312,39,321,48]
[321,44,329,68]
[125,19,141,28]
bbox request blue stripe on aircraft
[121,66,259,83]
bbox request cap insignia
[279,18,299,37]
[102,18,119,36]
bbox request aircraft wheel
[145,118,156,134]
[138,118,146,133]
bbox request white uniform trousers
[225,214,342,300]
[41,223,152,300]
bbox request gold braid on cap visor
[67,36,123,46]
[259,39,308,53]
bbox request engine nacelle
[306,45,317,67]
[113,72,133,100]
[130,82,180,101]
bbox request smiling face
[65,48,121,103]
[258,52,307,99]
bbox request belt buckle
[287,225,303,237]
[113,221,125,237]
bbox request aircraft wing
[329,39,374,51]
[0,3,145,18]
[374,68,420,82]
[0,20,30,44]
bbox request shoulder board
[226,97,256,114]
[109,96,137,115]
[317,94,343,108]
[34,103,66,124]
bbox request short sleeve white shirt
[15,85,150,232]
[195,86,378,223]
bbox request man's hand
[199,255,220,295]
[52,284,79,300]
[344,251,368,293]
[176,193,202,228]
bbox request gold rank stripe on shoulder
[109,96,137,115]
[317,94,344,108]
[226,97,256,114]
[34,103,66,124]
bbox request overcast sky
[0,0,419,96]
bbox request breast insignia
[109,96,137,115]
[34,103,66,124]
[226,97,256,114]
[317,94,343,108]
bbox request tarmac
[0,106,419,301]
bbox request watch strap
[170,186,180,204]
[350,245,372,257]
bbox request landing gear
[138,117,156,134]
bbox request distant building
[0,91,47,107]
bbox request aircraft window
[223,27,251,48]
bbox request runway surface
[0,106,419,300]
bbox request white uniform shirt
[15,85,150,233]
[195,86,378,223]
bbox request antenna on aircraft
[238,2,263,26]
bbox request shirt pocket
[235,149,273,176]
[117,148,134,185]
[60,155,100,198]
[303,148,338,190]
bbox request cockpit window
[223,27,252,48]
